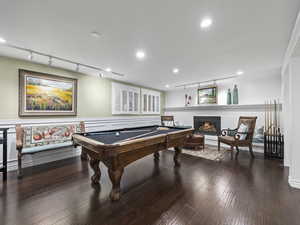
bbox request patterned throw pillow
[237,123,249,140]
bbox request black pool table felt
[83,126,183,144]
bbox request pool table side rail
[72,128,194,157]
[82,125,184,136]
[117,128,194,146]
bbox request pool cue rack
[264,100,284,160]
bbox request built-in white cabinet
[141,88,160,114]
[112,82,140,114]
[112,83,161,115]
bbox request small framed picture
[197,86,217,104]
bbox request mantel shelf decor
[164,104,281,112]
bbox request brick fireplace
[194,116,221,136]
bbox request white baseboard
[289,176,300,189]
[5,147,82,172]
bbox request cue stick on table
[114,129,161,144]
[87,129,152,136]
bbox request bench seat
[22,141,74,154]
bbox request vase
[233,84,239,104]
[227,89,232,105]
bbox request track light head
[76,63,80,72]
[28,51,33,61]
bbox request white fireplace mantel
[164,104,282,112]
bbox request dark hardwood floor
[1,150,300,225]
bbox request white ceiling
[292,39,300,57]
[0,0,299,90]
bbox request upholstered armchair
[218,116,257,158]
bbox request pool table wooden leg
[81,149,88,161]
[174,147,182,167]
[89,158,101,184]
[108,167,124,201]
[154,152,160,161]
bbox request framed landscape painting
[19,69,77,116]
[197,86,217,104]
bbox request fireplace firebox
[194,116,221,136]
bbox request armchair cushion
[218,136,235,144]
[237,123,249,140]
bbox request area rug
[172,145,230,162]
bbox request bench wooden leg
[17,152,23,179]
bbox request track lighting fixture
[0,40,124,77]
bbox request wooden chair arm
[221,128,238,136]
[233,131,250,141]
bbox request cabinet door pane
[152,96,155,112]
[156,96,160,112]
[122,90,128,112]
[114,90,121,112]
[143,94,147,112]
[134,92,139,112]
[128,92,133,112]
[148,95,152,112]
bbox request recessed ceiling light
[200,18,213,29]
[105,67,112,72]
[136,50,146,60]
[165,84,170,88]
[90,31,101,38]
[236,70,244,75]
[0,37,7,44]
[173,68,179,74]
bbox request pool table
[72,125,194,201]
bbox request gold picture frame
[197,86,217,104]
[19,69,78,116]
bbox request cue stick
[114,129,161,144]
[88,129,152,136]
[121,129,152,133]
[264,101,267,133]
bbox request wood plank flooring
[1,150,299,225]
